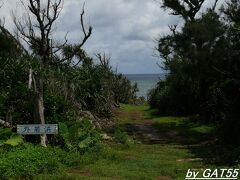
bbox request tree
[161,0,207,21]
[0,11,30,127]
[151,0,227,117]
[150,0,240,147]
[13,0,92,146]
[216,0,240,144]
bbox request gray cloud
[0,0,224,74]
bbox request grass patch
[71,143,208,180]
[0,144,64,178]
[152,116,187,124]
[190,125,214,134]
[55,104,222,179]
[2,104,233,179]
[120,104,149,112]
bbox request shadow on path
[117,106,236,166]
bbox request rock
[78,111,101,128]
[102,133,113,141]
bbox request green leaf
[4,135,23,146]
[0,140,5,147]
[58,122,69,141]
[78,137,92,149]
[0,128,13,140]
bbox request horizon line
[123,73,165,75]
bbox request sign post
[17,124,58,135]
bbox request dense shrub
[0,128,24,147]
[149,0,240,147]
[0,144,64,178]
[58,120,102,153]
[113,127,133,148]
[0,28,137,137]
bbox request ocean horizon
[125,73,165,98]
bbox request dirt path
[67,105,215,179]
[116,106,182,144]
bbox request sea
[125,74,165,99]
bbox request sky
[0,0,224,74]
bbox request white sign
[17,124,58,135]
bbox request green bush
[113,127,133,148]
[114,128,128,144]
[151,0,240,149]
[0,128,24,147]
[44,94,71,124]
[0,144,64,178]
[0,142,108,178]
[58,120,102,153]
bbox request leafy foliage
[0,0,137,147]
[58,120,102,153]
[0,25,137,134]
[0,128,23,147]
[149,0,240,145]
[0,144,64,178]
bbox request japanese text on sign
[17,124,58,135]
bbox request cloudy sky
[0,0,223,74]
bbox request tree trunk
[0,119,11,128]
[34,74,47,147]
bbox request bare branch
[96,53,111,69]
[0,0,3,8]
[212,0,219,11]
[58,6,92,64]
[79,5,92,48]
[168,24,177,35]
[52,32,68,55]
[14,0,63,63]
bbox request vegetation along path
[42,104,230,180]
